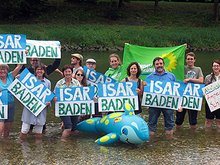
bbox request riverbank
[1,1,219,51]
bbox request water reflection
[1,127,220,164]
[1,51,220,164]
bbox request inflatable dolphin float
[76,103,150,145]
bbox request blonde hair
[109,53,122,65]
[0,64,9,71]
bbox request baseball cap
[86,58,96,63]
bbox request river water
[0,51,220,165]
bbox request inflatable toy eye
[122,128,128,135]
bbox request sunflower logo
[160,52,177,72]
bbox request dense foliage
[0,0,48,20]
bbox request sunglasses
[76,74,84,77]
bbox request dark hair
[186,52,196,59]
[74,69,87,86]
[210,59,220,81]
[153,57,164,66]
[62,65,73,76]
[34,63,47,78]
[127,62,141,78]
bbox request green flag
[121,43,186,81]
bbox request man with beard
[145,57,176,138]
[70,53,83,77]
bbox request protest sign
[97,82,138,112]
[202,81,220,112]
[26,39,61,58]
[55,86,95,116]
[0,90,8,119]
[142,80,182,110]
[142,80,204,111]
[0,34,26,64]
[83,66,116,86]
[181,82,204,110]
[8,68,55,116]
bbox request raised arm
[46,59,61,75]
[12,64,23,78]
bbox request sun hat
[71,53,83,62]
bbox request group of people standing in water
[0,51,219,141]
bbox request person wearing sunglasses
[104,53,122,82]
[20,57,61,76]
[74,69,91,121]
[74,69,87,87]
[175,52,204,130]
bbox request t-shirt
[0,72,14,103]
[184,66,203,79]
[104,65,122,82]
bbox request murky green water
[1,51,220,165]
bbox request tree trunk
[154,0,159,14]
[118,0,123,9]
[214,0,219,22]
[155,0,159,7]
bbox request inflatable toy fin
[95,133,119,145]
[124,102,135,116]
[77,117,101,133]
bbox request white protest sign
[8,69,55,116]
[0,90,8,119]
[142,80,182,110]
[97,82,139,112]
[55,86,95,116]
[142,80,204,111]
[202,81,220,112]
[26,39,61,58]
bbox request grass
[0,1,219,50]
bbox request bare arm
[12,64,23,78]
[184,76,204,84]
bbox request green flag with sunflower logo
[121,43,186,81]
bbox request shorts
[21,122,43,134]
[205,102,220,120]
[175,109,198,126]
[60,116,78,130]
[0,102,15,122]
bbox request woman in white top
[19,64,51,141]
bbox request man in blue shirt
[145,57,176,137]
